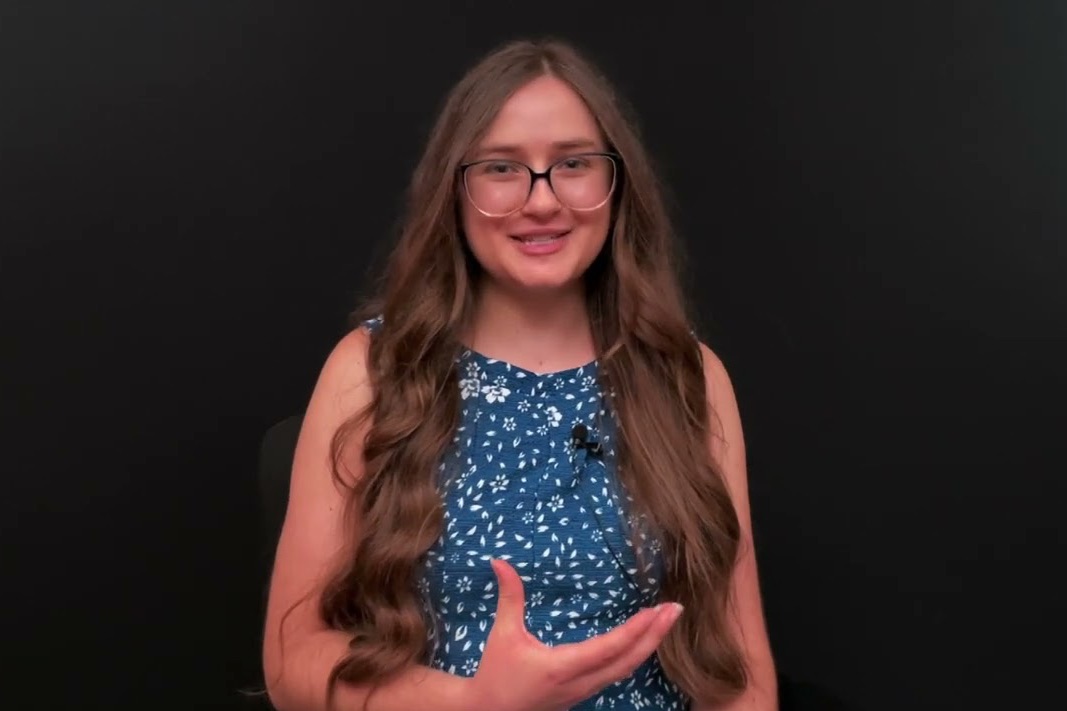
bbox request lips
[510,229,571,243]
[509,229,571,256]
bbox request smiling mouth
[511,230,570,243]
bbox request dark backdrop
[3,2,1064,710]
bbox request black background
[3,2,1065,709]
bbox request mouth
[510,230,571,244]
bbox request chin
[507,274,578,293]
[507,260,590,290]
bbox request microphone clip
[570,424,603,457]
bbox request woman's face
[459,75,615,295]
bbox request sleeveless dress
[365,319,689,710]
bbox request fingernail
[664,602,684,621]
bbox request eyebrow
[473,138,600,158]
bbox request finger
[579,603,684,693]
[549,604,662,676]
[489,558,527,631]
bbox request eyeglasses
[459,152,619,217]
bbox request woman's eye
[559,157,590,170]
[485,162,518,174]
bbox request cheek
[464,212,494,240]
[460,204,503,261]
[576,210,612,253]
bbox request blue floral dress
[365,319,689,710]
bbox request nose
[521,174,562,216]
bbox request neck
[465,279,596,373]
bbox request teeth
[521,234,560,243]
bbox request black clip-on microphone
[570,423,603,457]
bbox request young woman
[263,38,777,711]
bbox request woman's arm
[694,344,778,711]
[261,328,472,711]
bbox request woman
[263,38,777,711]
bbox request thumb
[489,558,527,630]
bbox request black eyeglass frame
[458,151,622,217]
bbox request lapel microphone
[570,423,603,457]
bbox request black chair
[258,413,304,555]
[250,415,304,710]
[254,415,857,711]
[256,411,304,656]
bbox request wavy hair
[318,37,747,706]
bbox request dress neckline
[365,317,599,379]
[459,347,598,380]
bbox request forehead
[477,75,602,153]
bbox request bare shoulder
[697,342,732,396]
[696,342,748,491]
[294,326,375,488]
[696,343,741,430]
[283,323,376,506]
[267,324,374,600]
[314,326,375,411]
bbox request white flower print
[547,494,565,512]
[459,377,480,400]
[502,416,516,431]
[516,398,530,413]
[481,376,511,403]
[490,473,509,494]
[456,576,472,593]
[543,405,563,427]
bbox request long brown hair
[319,37,747,706]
